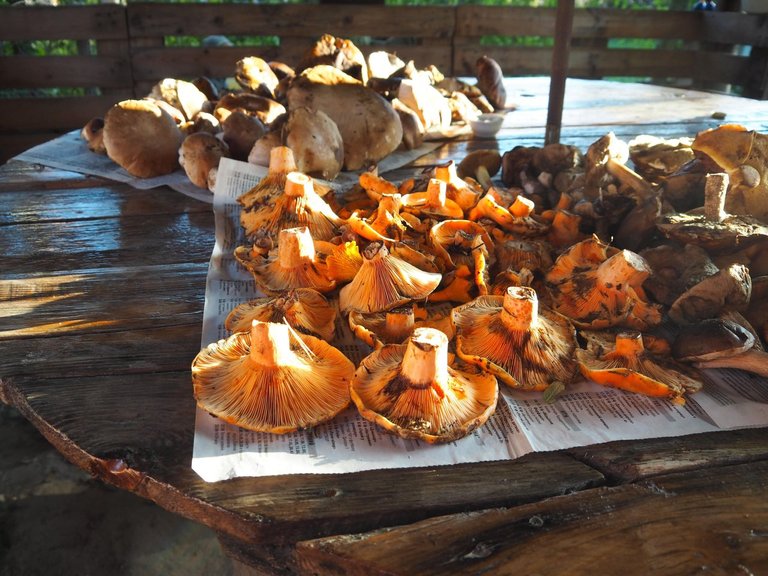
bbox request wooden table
[2,78,768,576]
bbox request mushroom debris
[351,327,498,443]
[192,320,354,433]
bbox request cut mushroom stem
[269,145,298,175]
[284,171,314,198]
[704,172,729,224]
[400,328,449,398]
[427,178,448,207]
[249,320,293,367]
[385,307,416,343]
[596,249,650,288]
[278,226,316,266]
[509,195,535,218]
[501,286,537,332]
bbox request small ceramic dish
[469,113,504,138]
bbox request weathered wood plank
[0,210,213,276]
[295,458,768,576]
[0,264,209,341]
[0,93,132,133]
[126,3,455,40]
[0,55,132,90]
[568,427,768,482]
[0,5,127,42]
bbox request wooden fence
[2,2,767,163]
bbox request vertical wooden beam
[545,0,574,145]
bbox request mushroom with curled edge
[628,134,695,184]
[224,287,336,341]
[349,305,416,350]
[673,317,768,378]
[234,56,280,99]
[584,132,654,199]
[297,34,369,83]
[577,330,703,405]
[351,327,498,444]
[432,161,482,212]
[429,219,496,273]
[469,192,549,238]
[314,240,363,284]
[452,286,578,393]
[148,78,209,122]
[214,92,286,126]
[545,239,663,331]
[641,242,720,307]
[457,149,502,192]
[401,178,464,220]
[239,171,342,241]
[657,172,768,254]
[235,226,337,296]
[238,146,298,234]
[668,263,752,326]
[338,242,442,314]
[192,320,354,433]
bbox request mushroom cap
[668,263,752,325]
[81,117,106,153]
[192,321,354,433]
[148,78,209,122]
[284,107,344,180]
[457,149,502,183]
[179,132,229,189]
[339,242,442,314]
[351,327,498,443]
[656,211,768,253]
[577,330,703,403]
[672,317,755,362]
[452,286,578,390]
[102,99,184,178]
[475,55,507,110]
[214,92,286,125]
[225,287,336,341]
[235,56,280,98]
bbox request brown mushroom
[80,117,106,153]
[148,78,209,122]
[102,99,184,178]
[179,132,229,189]
[475,55,507,111]
[348,304,416,349]
[284,107,344,180]
[457,149,502,191]
[192,320,354,433]
[351,327,498,443]
[235,56,280,98]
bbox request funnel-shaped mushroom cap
[339,242,442,314]
[349,305,416,349]
[237,146,298,214]
[351,327,498,443]
[225,287,336,341]
[192,320,354,433]
[452,286,577,391]
[235,226,336,295]
[401,178,464,220]
[576,330,702,405]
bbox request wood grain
[295,459,768,576]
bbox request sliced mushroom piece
[192,320,353,433]
[224,287,336,341]
[673,317,768,378]
[453,286,578,392]
[351,327,498,444]
[577,330,702,405]
[235,226,336,296]
[339,242,442,314]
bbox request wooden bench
[2,2,767,163]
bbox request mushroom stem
[426,178,448,208]
[613,331,644,358]
[385,307,415,342]
[284,171,314,197]
[509,195,535,218]
[695,348,768,378]
[704,172,729,223]
[400,328,450,393]
[249,320,292,367]
[268,145,298,175]
[596,249,650,288]
[434,161,460,186]
[500,286,538,332]
[606,158,654,198]
[277,227,316,267]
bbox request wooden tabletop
[2,78,768,576]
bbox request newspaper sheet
[11,130,443,204]
[191,157,768,482]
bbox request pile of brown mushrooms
[81,33,507,187]
[192,117,768,443]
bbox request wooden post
[545,0,575,145]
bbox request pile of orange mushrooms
[192,117,768,444]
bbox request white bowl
[469,113,504,138]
